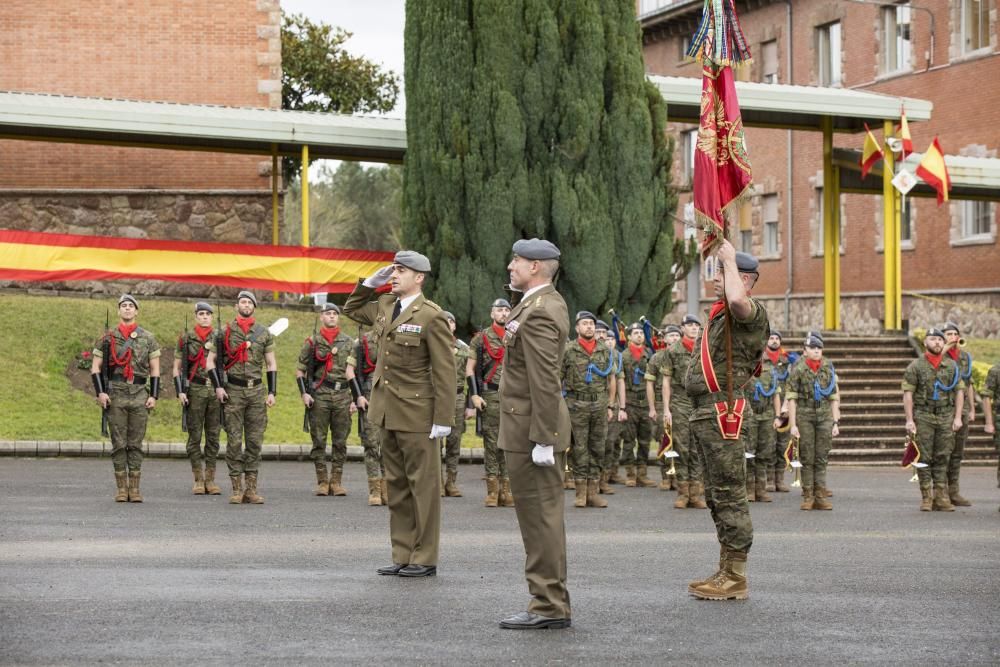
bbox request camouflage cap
[491,298,512,309]
[321,302,341,313]
[194,301,213,314]
[236,290,257,307]
[512,238,560,260]
[393,250,432,273]
[118,294,138,309]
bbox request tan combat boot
[812,487,832,510]
[440,470,446,497]
[229,475,243,504]
[636,464,656,488]
[689,481,708,509]
[314,463,329,496]
[574,479,587,508]
[800,489,814,511]
[746,477,756,502]
[919,486,932,511]
[688,545,727,591]
[774,468,790,492]
[932,484,954,511]
[598,471,614,495]
[329,468,347,496]
[824,487,833,497]
[624,465,637,487]
[243,472,264,504]
[127,471,143,503]
[367,478,383,506]
[380,478,388,505]
[658,472,672,491]
[949,480,972,507]
[608,466,623,484]
[755,477,772,503]
[204,466,221,495]
[674,481,690,509]
[484,476,499,507]
[765,469,775,493]
[586,479,608,508]
[114,471,128,502]
[445,469,462,497]
[499,478,515,507]
[563,470,576,490]
[690,550,749,600]
[191,465,206,495]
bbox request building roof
[834,148,1000,201]
[0,90,407,162]
[648,75,932,133]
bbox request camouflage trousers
[567,397,609,480]
[690,413,753,553]
[746,407,777,486]
[914,408,956,489]
[441,392,466,473]
[308,388,352,470]
[360,388,383,479]
[796,409,832,493]
[666,401,701,483]
[184,382,221,469]
[620,399,652,466]
[481,390,507,478]
[993,415,1000,487]
[604,418,622,471]
[223,384,267,475]
[108,382,149,472]
[947,406,970,486]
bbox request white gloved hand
[429,424,452,439]
[531,444,555,467]
[363,264,395,288]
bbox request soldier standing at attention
[663,324,682,348]
[662,315,707,510]
[942,322,975,507]
[173,301,221,495]
[685,242,768,601]
[786,335,840,511]
[467,298,514,508]
[745,329,785,504]
[597,320,628,486]
[296,303,356,497]
[352,327,387,506]
[763,331,792,493]
[205,290,277,505]
[91,294,161,502]
[562,310,616,508]
[902,328,965,512]
[498,238,572,630]
[344,251,455,578]
[981,361,1000,490]
[646,332,672,491]
[621,323,656,488]
[441,311,470,499]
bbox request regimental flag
[0,230,395,293]
[901,432,921,468]
[898,108,913,159]
[609,310,628,350]
[860,123,884,179]
[915,137,951,205]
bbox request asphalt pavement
[1,459,998,666]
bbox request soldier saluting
[91,294,161,503]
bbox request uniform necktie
[392,300,402,321]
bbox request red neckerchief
[628,343,645,361]
[766,347,781,365]
[194,325,213,341]
[925,351,942,370]
[681,337,695,353]
[361,336,377,376]
[578,337,597,356]
[235,316,255,335]
[312,327,341,386]
[481,326,506,383]
[708,299,726,321]
[320,327,340,346]
[186,325,214,381]
[805,358,822,373]
[223,323,250,370]
[110,322,138,382]
[491,322,506,340]
[946,347,960,361]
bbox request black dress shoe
[376,563,406,576]
[398,564,437,577]
[499,611,571,630]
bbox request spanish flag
[860,123,883,179]
[898,108,913,159]
[916,137,951,205]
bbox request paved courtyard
[1,459,997,665]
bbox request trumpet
[788,435,802,487]
[657,422,677,476]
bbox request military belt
[565,390,604,401]
[111,374,147,386]
[320,379,348,392]
[692,389,746,409]
[915,403,954,415]
[227,377,262,389]
[485,382,500,391]
[189,376,210,386]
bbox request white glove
[429,424,452,439]
[531,444,555,467]
[363,264,395,288]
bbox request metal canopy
[0,90,407,162]
[648,75,932,132]
[835,148,1000,201]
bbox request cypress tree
[403,0,680,333]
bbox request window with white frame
[882,3,912,73]
[763,194,780,255]
[961,200,992,238]
[900,197,913,243]
[817,22,842,86]
[681,129,698,185]
[639,0,673,16]
[761,40,779,83]
[960,0,990,53]
[816,186,845,252]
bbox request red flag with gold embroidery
[916,137,951,205]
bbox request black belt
[485,382,500,391]
[189,376,210,386]
[227,377,263,389]
[320,379,348,392]
[565,391,603,401]
[111,374,147,385]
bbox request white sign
[892,168,917,196]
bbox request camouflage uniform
[945,348,974,495]
[177,329,221,471]
[902,355,964,498]
[767,351,792,484]
[442,338,471,474]
[352,332,383,479]
[661,339,702,486]
[981,364,1000,487]
[93,325,160,473]
[785,358,839,499]
[645,347,669,482]
[746,354,783,499]
[469,325,508,480]
[298,327,355,476]
[620,345,653,470]
[217,320,275,475]
[603,347,625,475]
[562,339,614,481]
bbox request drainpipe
[784,0,794,330]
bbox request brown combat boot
[689,481,708,509]
[674,481,690,509]
[445,469,462,497]
[229,475,243,504]
[755,477,772,503]
[314,463,329,496]
[598,471,615,495]
[114,471,128,502]
[624,465,637,487]
[689,545,727,590]
[380,478,388,505]
[636,464,656,488]
[499,478,515,507]
[204,466,221,495]
[932,484,954,511]
[586,479,608,508]
[127,471,143,503]
[563,470,576,490]
[746,477,756,502]
[800,489,814,510]
[367,478,383,506]
[765,469,775,493]
[949,480,972,507]
[608,466,623,484]
[484,476,499,507]
[329,468,347,496]
[774,469,790,492]
[658,472,672,491]
[690,550,749,600]
[824,487,833,497]
[243,472,264,504]
[574,479,587,508]
[813,487,832,510]
[919,486,932,511]
[191,465,206,495]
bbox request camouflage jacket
[453,338,471,392]
[660,339,696,410]
[297,328,354,390]
[621,345,652,405]
[751,349,790,415]
[216,320,275,382]
[176,328,214,382]
[981,364,1000,416]
[644,348,669,403]
[561,338,617,400]
[903,355,965,409]
[93,325,161,381]
[469,324,506,388]
[786,357,840,415]
[350,331,380,393]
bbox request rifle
[473,329,485,436]
[179,314,189,432]
[353,327,368,441]
[99,308,110,437]
[303,313,318,433]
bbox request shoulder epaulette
[424,299,443,312]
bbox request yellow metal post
[831,165,841,331]
[822,117,839,330]
[271,144,279,301]
[882,120,896,330]
[301,144,310,248]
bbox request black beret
[942,321,960,334]
[681,314,701,326]
[491,298,512,309]
[664,324,682,335]
[804,335,824,349]
[595,320,610,331]
[576,310,597,323]
[118,294,138,309]
[925,328,946,340]
[627,322,642,334]
[769,329,782,339]
[236,290,257,307]
[194,301,213,314]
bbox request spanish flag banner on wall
[915,137,951,205]
[0,230,395,293]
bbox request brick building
[639,0,1000,336]
[0,0,283,295]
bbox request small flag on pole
[860,123,884,179]
[898,107,913,160]
[915,137,951,205]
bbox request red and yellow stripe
[0,230,395,293]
